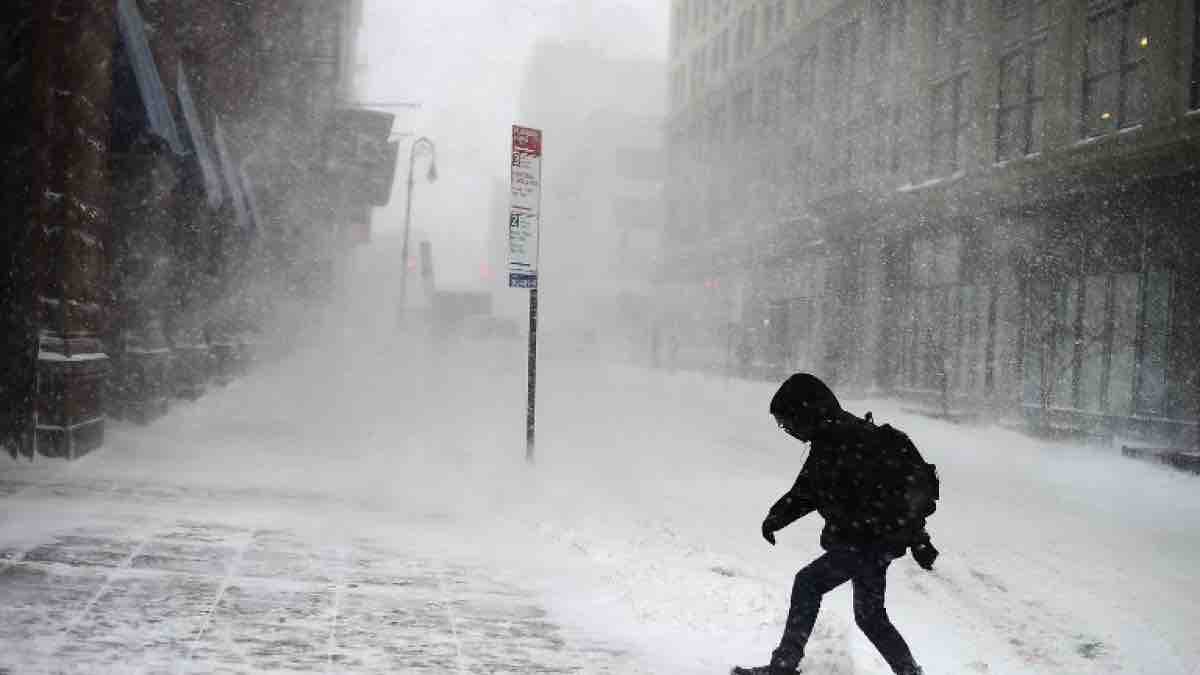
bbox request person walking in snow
[733,373,939,675]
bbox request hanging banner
[508,125,542,288]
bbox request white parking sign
[508,126,542,288]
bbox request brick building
[1,0,397,459]
[663,0,1200,443]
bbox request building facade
[664,0,1200,443]
[1,0,397,460]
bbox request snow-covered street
[3,315,1199,674]
[11,2,1200,674]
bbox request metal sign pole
[526,288,538,462]
[509,125,542,463]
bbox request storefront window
[1053,280,1079,408]
[1022,281,1049,406]
[899,233,968,393]
[1108,273,1139,416]
[916,290,934,389]
[960,285,991,396]
[1078,275,1109,412]
[1135,268,1171,415]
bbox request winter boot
[730,665,797,675]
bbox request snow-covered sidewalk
[0,464,642,674]
[3,333,1199,674]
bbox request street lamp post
[398,136,437,323]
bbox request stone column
[29,0,115,458]
[153,0,212,400]
[0,1,39,459]
[108,142,177,424]
[190,0,259,383]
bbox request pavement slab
[0,479,640,674]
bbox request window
[931,76,968,175]
[734,88,754,136]
[871,0,909,174]
[671,67,687,108]
[743,9,756,58]
[996,0,1049,161]
[890,103,906,172]
[830,20,863,185]
[709,104,727,147]
[673,1,689,55]
[929,0,971,175]
[1081,0,1150,137]
[956,284,993,396]
[790,48,817,198]
[688,116,704,163]
[900,234,964,392]
[791,138,813,200]
[1021,268,1173,415]
[873,0,895,73]
[764,0,785,41]
[740,6,757,55]
[1107,273,1138,414]
[868,0,902,72]
[1192,0,1200,109]
[792,47,816,110]
[829,21,860,122]
[1135,268,1172,415]
[932,0,969,73]
[761,68,783,129]
[735,12,746,58]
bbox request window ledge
[896,170,966,194]
[993,152,1043,169]
[1074,123,1145,147]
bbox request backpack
[867,417,939,526]
[805,412,940,543]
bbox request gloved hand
[911,541,939,570]
[761,518,777,546]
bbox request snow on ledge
[897,170,966,193]
[124,347,171,356]
[38,352,109,362]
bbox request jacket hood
[769,373,842,421]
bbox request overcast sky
[358,0,667,285]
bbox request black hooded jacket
[765,374,933,556]
[765,413,931,555]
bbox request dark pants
[771,550,919,675]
